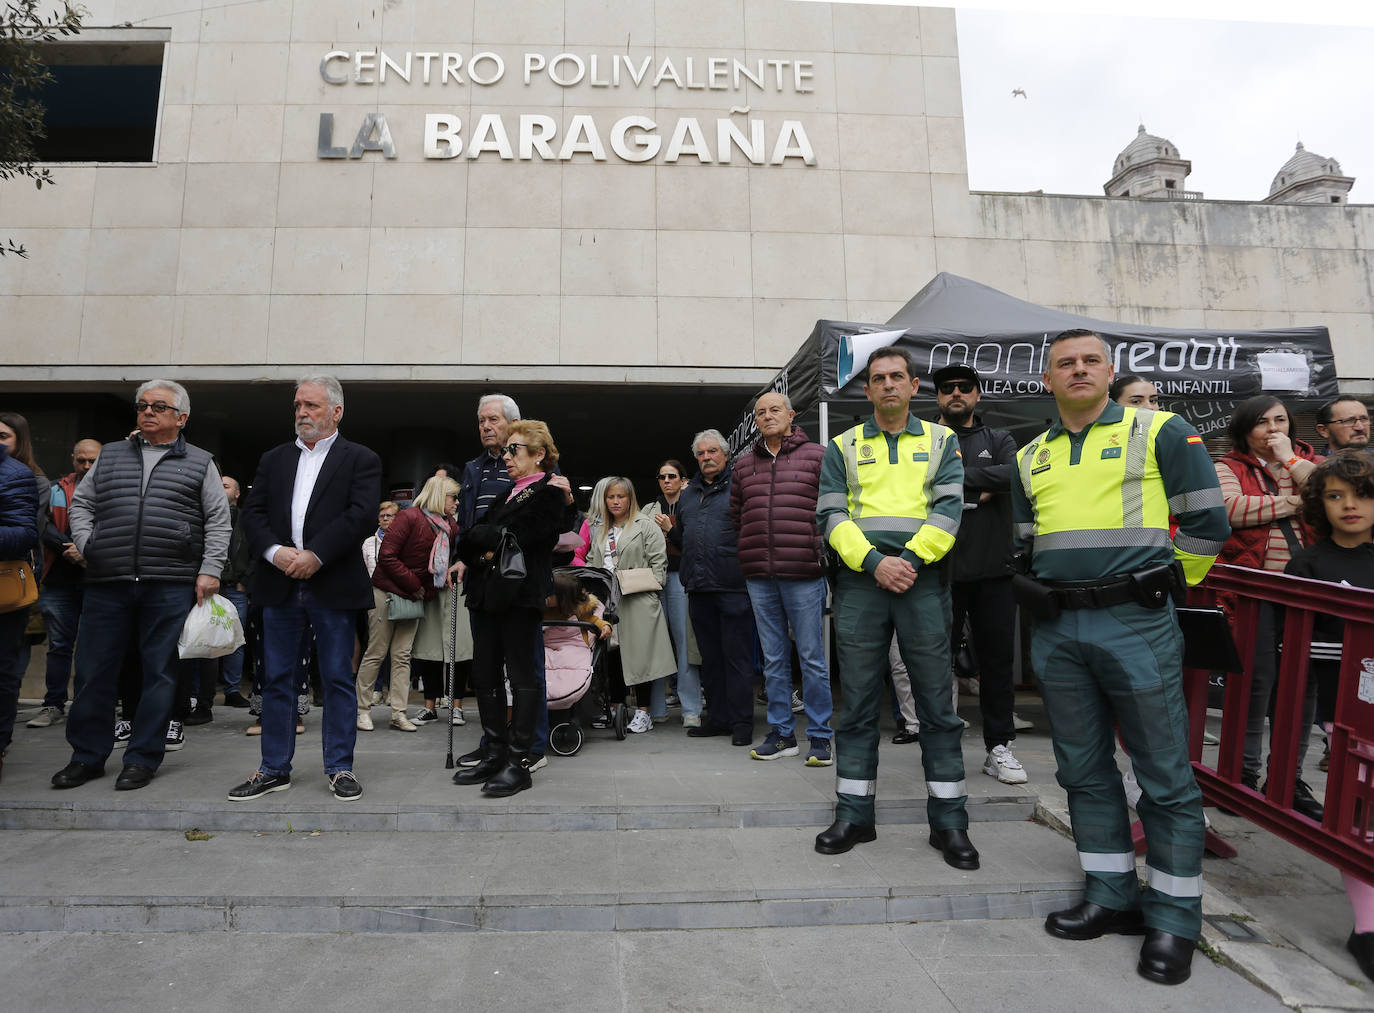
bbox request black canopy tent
[730,272,1340,454]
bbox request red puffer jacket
[729,425,825,580]
[372,507,454,601]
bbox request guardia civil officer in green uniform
[1012,329,1230,986]
[814,346,978,870]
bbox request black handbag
[474,528,526,612]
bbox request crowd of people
[1,344,1372,987]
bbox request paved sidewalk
[1,689,1370,1011]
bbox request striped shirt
[1214,458,1305,572]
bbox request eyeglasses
[657,473,680,481]
[937,381,976,396]
[1330,415,1370,427]
[134,401,176,415]
[501,443,528,458]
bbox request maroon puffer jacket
[729,426,825,580]
[372,507,454,601]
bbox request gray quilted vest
[83,434,212,582]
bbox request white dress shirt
[264,429,340,564]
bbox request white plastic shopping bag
[178,593,246,659]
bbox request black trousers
[688,590,756,735]
[951,576,1017,751]
[471,606,541,756]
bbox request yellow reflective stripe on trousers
[1120,407,1154,528]
[1078,851,1136,874]
[926,779,966,799]
[1146,865,1203,897]
[837,777,876,796]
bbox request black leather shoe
[1045,900,1147,940]
[51,761,104,789]
[481,759,533,798]
[731,729,753,747]
[1347,931,1374,982]
[453,752,505,784]
[1137,929,1194,985]
[892,729,919,744]
[222,691,251,709]
[183,707,213,726]
[928,828,980,870]
[687,724,729,738]
[115,765,155,791]
[814,820,876,855]
[1292,778,1325,821]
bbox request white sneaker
[790,691,804,714]
[357,711,374,731]
[1012,712,1034,731]
[451,707,465,726]
[370,690,383,707]
[27,705,65,728]
[389,713,417,732]
[627,710,653,733]
[983,744,1027,784]
[528,755,548,772]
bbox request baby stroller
[545,566,624,755]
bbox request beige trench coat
[587,513,678,686]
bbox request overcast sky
[955,7,1372,201]
[802,1,1372,203]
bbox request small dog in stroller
[543,567,633,754]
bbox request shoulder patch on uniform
[1186,435,1203,445]
[859,443,874,459]
[1035,448,1051,466]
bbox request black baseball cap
[930,364,980,390]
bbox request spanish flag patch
[1186,435,1203,445]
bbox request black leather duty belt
[1042,577,1138,610]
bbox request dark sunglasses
[134,401,177,414]
[501,443,528,458]
[937,381,976,396]
[657,472,680,480]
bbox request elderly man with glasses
[1316,398,1371,453]
[52,380,231,792]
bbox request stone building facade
[1,1,1370,477]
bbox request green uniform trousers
[1031,600,1204,940]
[832,568,968,830]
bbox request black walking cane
[444,581,459,769]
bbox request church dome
[1270,142,1345,196]
[1113,124,1181,174]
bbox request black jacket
[675,464,745,592]
[458,474,565,612]
[241,436,382,610]
[941,414,1017,582]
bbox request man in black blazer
[228,376,381,802]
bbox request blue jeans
[260,584,357,777]
[660,572,702,717]
[38,584,83,709]
[65,581,192,771]
[0,607,29,753]
[746,576,833,740]
[217,587,251,695]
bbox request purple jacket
[729,425,825,580]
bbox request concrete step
[0,792,1036,833]
[0,821,1082,934]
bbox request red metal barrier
[1185,563,1374,883]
